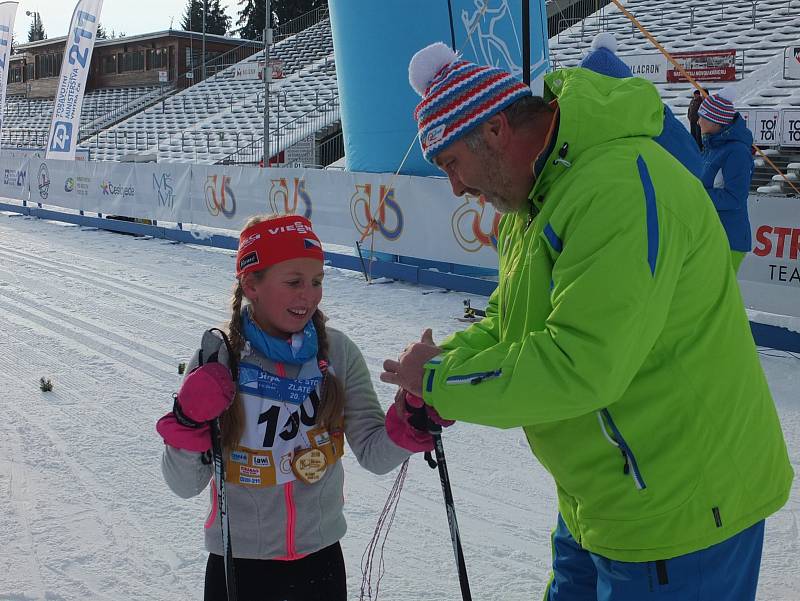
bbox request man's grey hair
[462,95,553,151]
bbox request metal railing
[220,95,339,165]
[79,85,176,141]
[274,6,329,42]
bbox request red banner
[666,49,737,82]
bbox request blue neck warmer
[242,308,319,365]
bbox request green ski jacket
[423,68,793,562]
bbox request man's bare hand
[380,329,441,398]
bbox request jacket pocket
[597,409,647,490]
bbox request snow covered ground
[0,212,797,601]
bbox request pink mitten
[156,363,235,453]
[385,402,434,453]
[404,393,455,428]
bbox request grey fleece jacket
[160,326,410,560]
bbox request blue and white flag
[0,1,19,150]
[45,0,103,160]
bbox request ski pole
[210,418,237,601]
[204,328,238,601]
[426,422,472,601]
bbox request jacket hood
[704,113,753,149]
[528,68,664,208]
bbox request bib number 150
[68,11,97,68]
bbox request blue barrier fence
[2,200,797,352]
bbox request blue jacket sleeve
[706,145,752,212]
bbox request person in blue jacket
[697,88,755,273]
[579,33,703,179]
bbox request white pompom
[409,42,458,97]
[717,86,738,104]
[591,32,618,54]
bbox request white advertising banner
[0,1,18,150]
[785,46,800,79]
[739,195,800,317]
[14,161,503,269]
[618,53,668,83]
[781,110,800,146]
[752,110,781,145]
[45,0,103,160]
[233,62,261,81]
[0,155,28,201]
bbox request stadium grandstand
[0,0,797,193]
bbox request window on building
[34,52,63,79]
[25,63,34,81]
[101,54,117,75]
[147,48,169,70]
[118,50,145,73]
[8,65,23,83]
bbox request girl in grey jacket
[157,214,420,601]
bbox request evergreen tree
[97,23,108,39]
[27,12,46,42]
[183,0,231,35]
[236,0,265,40]
[271,0,326,26]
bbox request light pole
[25,10,41,42]
[263,0,271,167]
[202,0,207,81]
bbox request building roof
[14,29,261,54]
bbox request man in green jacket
[382,42,793,600]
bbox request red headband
[236,215,324,278]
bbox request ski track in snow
[0,214,797,601]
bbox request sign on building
[784,47,800,79]
[619,53,668,83]
[752,110,781,145]
[666,50,737,83]
[284,136,315,167]
[781,110,800,146]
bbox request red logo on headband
[236,215,324,277]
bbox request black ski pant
[204,542,347,601]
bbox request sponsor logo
[37,163,50,200]
[64,177,75,192]
[451,194,501,252]
[425,124,446,147]
[205,174,236,218]
[239,233,261,250]
[240,466,261,476]
[238,252,259,272]
[349,184,404,241]
[230,451,249,464]
[267,221,314,236]
[268,177,313,218]
[49,121,73,153]
[152,172,174,209]
[3,169,26,187]
[314,433,330,446]
[239,475,261,485]
[100,180,135,198]
[252,454,271,467]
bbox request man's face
[434,134,522,214]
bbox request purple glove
[385,391,454,453]
[156,363,235,453]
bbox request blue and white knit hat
[409,42,532,162]
[579,33,633,79]
[697,88,738,125]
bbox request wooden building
[8,30,262,98]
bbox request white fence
[1,157,796,318]
[0,156,503,269]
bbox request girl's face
[242,258,324,338]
